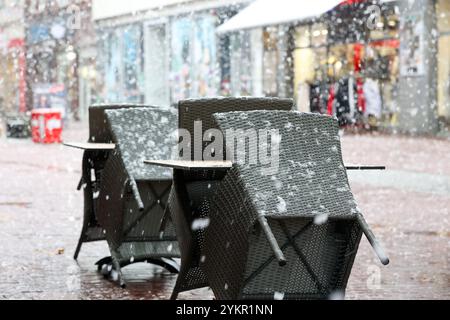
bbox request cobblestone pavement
[0,123,448,300]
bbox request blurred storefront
[221,27,264,97]
[262,26,293,98]
[169,13,220,102]
[24,0,94,121]
[0,0,26,115]
[293,1,400,128]
[93,0,252,106]
[0,39,26,115]
[97,24,144,104]
[90,0,449,134]
[220,0,447,134]
[437,0,450,128]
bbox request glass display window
[437,0,450,119]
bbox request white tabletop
[63,142,116,151]
[145,160,385,171]
[144,160,233,170]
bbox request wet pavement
[0,123,449,300]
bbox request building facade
[93,0,255,110]
[437,0,450,129]
[24,0,95,120]
[0,0,26,115]
[91,0,449,134]
[291,0,450,134]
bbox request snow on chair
[66,105,181,287]
[151,97,295,299]
[200,110,389,300]
[68,104,146,261]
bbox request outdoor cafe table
[144,160,385,171]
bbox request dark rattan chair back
[178,97,294,164]
[74,104,158,260]
[83,107,180,287]
[168,97,294,299]
[88,104,151,143]
[105,107,175,182]
[200,110,387,299]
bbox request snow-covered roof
[92,0,192,21]
[217,0,401,33]
[217,0,342,33]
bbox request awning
[217,0,399,33]
[92,0,190,21]
[217,0,343,33]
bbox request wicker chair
[74,104,149,260]
[165,97,295,299]
[70,105,181,287]
[93,107,183,287]
[199,110,389,300]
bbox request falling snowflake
[328,290,345,300]
[274,292,285,300]
[276,197,287,213]
[110,270,119,281]
[314,214,329,225]
[191,218,211,231]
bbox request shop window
[263,26,292,97]
[438,36,450,119]
[171,17,193,102]
[192,14,219,98]
[369,11,400,41]
[328,44,351,80]
[145,23,169,107]
[99,25,144,104]
[295,26,310,49]
[170,13,219,102]
[123,25,143,99]
[437,0,450,33]
[311,23,327,47]
[437,0,450,119]
[263,27,279,96]
[230,31,252,96]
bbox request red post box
[31,109,63,144]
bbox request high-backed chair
[93,107,182,287]
[165,97,295,299]
[67,105,181,287]
[200,110,389,300]
[74,104,150,260]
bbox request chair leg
[170,288,180,300]
[111,253,126,288]
[258,216,286,266]
[74,201,90,260]
[95,256,113,271]
[170,275,184,300]
[357,214,390,265]
[159,188,173,234]
[147,258,180,274]
[159,210,170,234]
[170,261,191,300]
[73,233,85,260]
